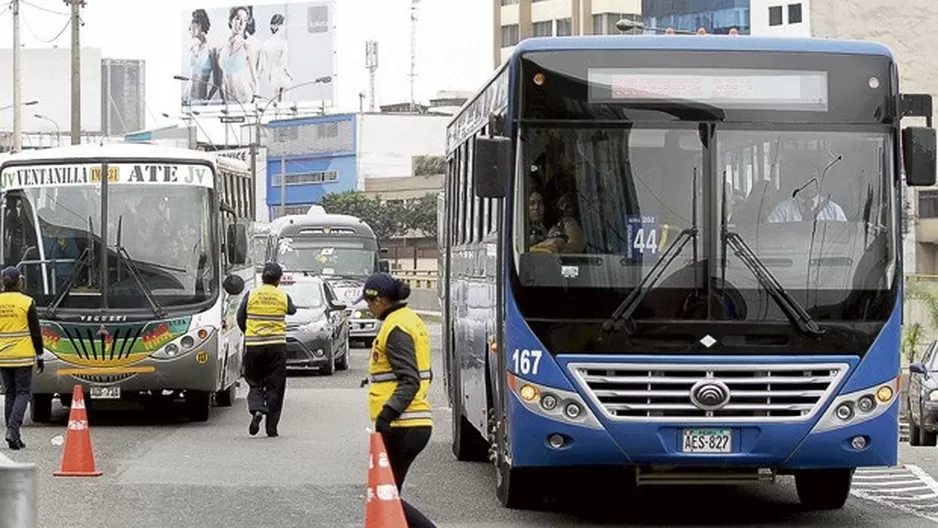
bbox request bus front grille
[61,325,144,364]
[567,362,850,423]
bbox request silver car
[279,275,350,375]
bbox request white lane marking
[851,465,938,523]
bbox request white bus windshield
[276,237,375,278]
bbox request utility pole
[12,0,21,152]
[409,1,419,108]
[66,0,84,145]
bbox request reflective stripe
[0,331,31,338]
[246,314,286,322]
[396,411,433,421]
[0,357,35,367]
[244,336,286,345]
[369,370,432,383]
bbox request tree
[905,278,938,362]
[318,191,404,240]
[403,193,438,238]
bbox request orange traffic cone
[365,432,406,527]
[53,385,103,477]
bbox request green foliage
[904,278,938,362]
[317,191,440,240]
[413,155,446,177]
[903,323,922,363]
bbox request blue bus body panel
[503,281,902,469]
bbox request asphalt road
[3,322,938,527]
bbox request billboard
[179,2,334,110]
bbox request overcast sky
[8,0,493,130]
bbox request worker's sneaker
[5,436,21,450]
[249,412,263,436]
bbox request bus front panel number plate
[682,428,731,453]
[90,386,120,400]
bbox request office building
[101,59,146,137]
[494,0,642,67]
[642,0,750,34]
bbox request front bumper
[285,334,332,370]
[349,318,380,340]
[31,333,221,395]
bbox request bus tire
[795,469,853,510]
[30,394,53,424]
[215,385,235,407]
[186,391,211,422]
[452,409,489,462]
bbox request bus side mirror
[474,136,510,199]
[223,274,245,295]
[903,126,937,187]
[378,259,390,273]
[226,223,249,264]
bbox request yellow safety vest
[244,284,288,346]
[0,291,36,368]
[368,306,432,428]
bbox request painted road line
[852,465,938,523]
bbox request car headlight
[352,309,373,319]
[929,390,938,402]
[150,327,214,360]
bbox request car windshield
[2,183,217,310]
[279,281,325,309]
[276,237,375,277]
[515,125,895,324]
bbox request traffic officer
[0,267,44,450]
[237,262,296,437]
[359,273,437,528]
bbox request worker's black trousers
[381,426,437,528]
[243,343,287,435]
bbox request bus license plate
[89,386,120,400]
[682,429,731,453]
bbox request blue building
[642,0,751,34]
[264,113,358,219]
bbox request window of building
[501,24,519,47]
[276,204,314,217]
[271,170,339,186]
[532,21,552,37]
[768,5,783,26]
[788,3,802,24]
[500,0,518,5]
[556,18,572,36]
[919,190,938,218]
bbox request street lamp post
[34,114,61,146]
[0,100,37,152]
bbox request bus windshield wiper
[113,216,166,318]
[721,227,823,337]
[601,226,697,334]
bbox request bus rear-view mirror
[378,259,390,273]
[903,126,937,186]
[227,223,249,264]
[223,274,245,296]
[473,136,511,199]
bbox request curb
[415,311,442,323]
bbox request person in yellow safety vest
[236,262,296,437]
[0,267,44,450]
[358,272,437,528]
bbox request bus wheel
[452,407,488,462]
[30,394,53,424]
[215,385,235,407]
[795,469,853,510]
[186,391,211,422]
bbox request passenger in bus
[532,193,586,254]
[766,181,847,223]
[527,189,549,249]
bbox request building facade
[101,59,146,137]
[494,0,642,66]
[642,0,750,34]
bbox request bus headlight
[150,327,215,360]
[929,390,938,402]
[812,377,898,434]
[506,371,602,430]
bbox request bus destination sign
[588,68,829,112]
[0,163,214,190]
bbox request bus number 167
[512,349,543,376]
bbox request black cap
[1,267,20,281]
[355,273,396,304]
[261,262,283,284]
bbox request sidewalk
[415,310,441,323]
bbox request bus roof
[0,143,249,171]
[268,212,377,238]
[510,34,895,60]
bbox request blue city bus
[440,34,937,510]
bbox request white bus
[0,143,254,422]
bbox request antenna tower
[365,40,378,112]
[410,0,420,108]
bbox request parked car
[278,274,350,375]
[907,341,938,446]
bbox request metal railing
[394,269,438,290]
[0,453,36,528]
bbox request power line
[21,12,70,43]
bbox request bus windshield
[516,125,896,324]
[276,237,375,278]
[2,183,217,310]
